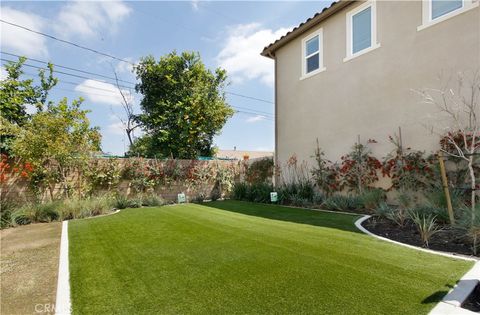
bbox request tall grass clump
[409,210,441,247]
[322,194,362,212]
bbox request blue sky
[1,1,332,155]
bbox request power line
[1,55,274,105]
[0,58,134,90]
[0,19,135,66]
[225,91,273,104]
[14,70,275,120]
[1,51,136,86]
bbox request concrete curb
[55,220,71,315]
[355,215,479,314]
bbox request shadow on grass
[201,200,362,233]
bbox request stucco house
[261,0,479,168]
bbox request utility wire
[0,19,136,66]
[0,58,134,90]
[1,51,136,85]
[1,54,274,104]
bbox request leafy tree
[0,57,57,154]
[9,98,101,199]
[133,51,234,158]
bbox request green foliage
[141,194,164,207]
[359,189,386,211]
[457,204,480,255]
[245,158,274,184]
[86,159,121,193]
[232,182,248,200]
[374,202,394,218]
[311,141,340,196]
[10,98,101,198]
[11,201,60,225]
[322,194,362,212]
[409,211,441,247]
[277,181,316,205]
[232,182,273,203]
[0,57,58,154]
[132,51,234,158]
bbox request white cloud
[217,23,291,86]
[75,79,133,106]
[191,0,200,11]
[0,66,7,80]
[115,58,135,75]
[246,115,267,123]
[0,7,48,58]
[54,1,131,39]
[107,121,126,135]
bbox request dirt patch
[363,217,476,257]
[1,222,62,315]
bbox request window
[432,0,463,20]
[418,0,477,31]
[344,1,380,62]
[352,6,372,54]
[301,29,325,79]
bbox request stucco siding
[275,0,480,167]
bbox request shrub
[245,158,274,184]
[62,196,115,219]
[374,202,394,218]
[141,194,164,207]
[0,200,16,228]
[114,195,131,210]
[385,208,408,227]
[246,182,273,203]
[232,182,248,200]
[10,201,60,225]
[409,211,441,247]
[360,189,386,211]
[457,204,480,255]
[322,194,362,212]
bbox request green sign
[270,192,278,203]
[177,193,186,203]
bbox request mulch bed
[363,217,477,257]
[462,283,480,312]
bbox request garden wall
[0,158,244,203]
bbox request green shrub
[374,202,394,218]
[127,198,142,208]
[456,204,480,255]
[11,201,60,225]
[0,200,16,228]
[232,182,248,200]
[322,194,362,212]
[409,211,440,247]
[141,194,164,207]
[62,196,115,219]
[360,189,386,211]
[114,195,131,209]
[247,182,273,203]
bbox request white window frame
[418,0,478,31]
[344,0,380,63]
[300,28,326,80]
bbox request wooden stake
[438,151,455,224]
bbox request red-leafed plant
[338,139,382,194]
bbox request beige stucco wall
[274,0,480,167]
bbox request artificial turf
[69,200,473,314]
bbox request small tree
[9,98,101,199]
[418,71,479,244]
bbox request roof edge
[261,0,355,59]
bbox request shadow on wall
[201,200,363,234]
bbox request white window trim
[300,28,326,80]
[344,0,380,63]
[418,0,478,31]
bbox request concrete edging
[55,220,71,315]
[355,215,479,314]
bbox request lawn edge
[55,220,71,315]
[355,215,479,315]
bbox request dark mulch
[363,217,477,257]
[462,283,480,312]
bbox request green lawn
[69,200,473,314]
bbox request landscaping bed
[463,283,480,312]
[363,216,476,257]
